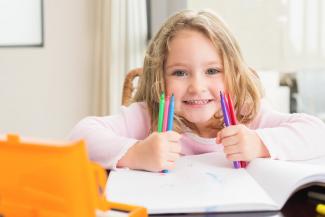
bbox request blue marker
[167,94,175,131]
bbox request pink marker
[162,95,170,132]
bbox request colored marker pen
[220,91,241,169]
[158,92,165,132]
[167,94,174,131]
[226,92,247,168]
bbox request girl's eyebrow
[166,61,223,70]
[165,63,189,70]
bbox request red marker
[226,93,247,168]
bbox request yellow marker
[316,203,325,215]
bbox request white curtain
[93,0,147,115]
[285,0,325,67]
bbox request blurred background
[0,0,324,139]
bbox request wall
[186,0,325,114]
[188,0,286,70]
[188,0,325,70]
[0,0,96,139]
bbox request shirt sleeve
[68,102,150,169]
[249,100,325,160]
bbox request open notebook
[105,152,325,214]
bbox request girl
[69,10,325,172]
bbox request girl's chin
[176,107,217,124]
[183,114,214,124]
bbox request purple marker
[220,91,241,169]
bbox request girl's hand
[117,131,182,172]
[216,124,270,161]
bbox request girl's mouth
[183,99,214,105]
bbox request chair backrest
[122,68,143,106]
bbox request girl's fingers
[163,161,176,170]
[167,152,180,161]
[216,133,221,144]
[165,131,182,141]
[169,142,181,153]
[219,126,238,138]
[226,153,242,161]
[161,149,181,171]
[223,144,240,155]
[222,135,239,147]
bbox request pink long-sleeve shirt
[69,100,325,169]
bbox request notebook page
[106,152,276,214]
[247,158,325,208]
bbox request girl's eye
[206,68,220,75]
[172,70,187,77]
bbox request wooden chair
[122,68,143,106]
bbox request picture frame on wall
[0,0,44,47]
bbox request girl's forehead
[166,29,220,56]
[170,28,207,40]
[167,28,219,51]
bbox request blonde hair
[133,9,263,133]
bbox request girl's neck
[194,122,218,138]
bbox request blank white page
[105,153,276,214]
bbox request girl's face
[164,29,224,128]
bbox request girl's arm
[68,102,150,169]
[251,100,325,160]
[69,102,182,171]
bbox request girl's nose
[188,75,207,93]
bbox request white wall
[188,0,286,70]
[0,0,96,139]
[188,0,325,70]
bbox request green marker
[158,92,165,132]
[158,92,169,173]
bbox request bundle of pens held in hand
[157,91,246,170]
[158,92,175,173]
[158,92,175,133]
[220,91,247,169]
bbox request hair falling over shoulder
[133,9,263,133]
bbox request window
[0,0,43,47]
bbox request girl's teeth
[186,100,209,105]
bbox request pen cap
[316,204,325,215]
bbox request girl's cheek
[214,86,225,97]
[167,85,177,95]
[173,100,181,113]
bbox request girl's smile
[182,98,215,109]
